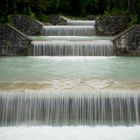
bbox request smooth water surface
[0,57,140,90]
[30,36,114,41]
[0,126,140,140]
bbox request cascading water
[42,26,95,36]
[1,18,140,140]
[0,90,140,126]
[67,20,95,26]
[31,20,114,56]
[32,41,113,56]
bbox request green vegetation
[0,0,140,24]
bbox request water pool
[0,56,139,90]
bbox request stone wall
[10,15,44,36]
[113,25,140,56]
[96,16,129,35]
[0,24,32,56]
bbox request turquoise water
[0,56,139,82]
[0,57,139,90]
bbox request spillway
[32,40,113,56]
[67,20,95,26]
[0,90,140,126]
[42,26,95,36]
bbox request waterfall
[42,26,95,36]
[67,20,95,26]
[31,20,114,56]
[32,41,113,56]
[0,90,140,126]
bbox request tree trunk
[128,0,135,14]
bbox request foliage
[128,15,139,26]
[0,0,140,24]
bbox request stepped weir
[42,26,96,36]
[67,20,95,26]
[1,18,140,131]
[31,19,114,56]
[32,41,113,56]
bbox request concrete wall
[10,15,44,36]
[0,24,32,56]
[96,16,129,35]
[113,25,140,56]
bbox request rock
[48,15,67,25]
[96,16,129,35]
[87,15,96,20]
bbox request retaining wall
[113,25,140,56]
[0,24,32,56]
[10,15,44,36]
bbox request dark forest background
[0,0,140,23]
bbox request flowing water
[0,90,140,126]
[42,26,95,36]
[0,57,140,126]
[31,19,114,56]
[31,36,114,56]
[32,41,113,56]
[67,20,95,26]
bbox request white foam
[0,126,140,140]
